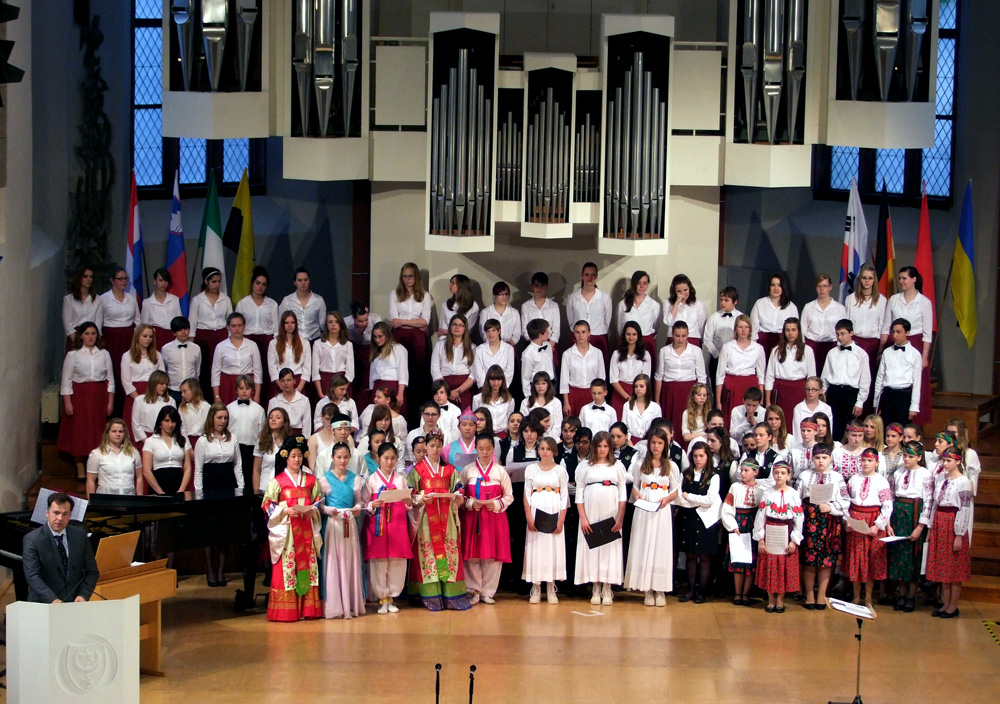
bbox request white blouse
[99,290,140,328]
[790,400,834,443]
[845,295,888,339]
[132,396,176,442]
[800,299,848,343]
[716,340,766,385]
[882,291,934,343]
[616,295,661,336]
[655,344,707,383]
[750,297,799,337]
[559,345,606,393]
[311,339,356,382]
[440,300,480,334]
[609,349,652,386]
[120,352,165,395]
[928,474,974,538]
[431,339,475,378]
[278,292,327,341]
[188,291,233,333]
[892,465,934,517]
[60,347,115,395]
[519,396,563,440]
[142,434,186,470]
[520,298,561,344]
[623,401,663,440]
[179,402,210,440]
[140,293,183,330]
[472,342,514,387]
[389,291,433,324]
[369,344,409,386]
[86,447,140,494]
[267,338,312,381]
[845,473,893,530]
[662,299,707,338]
[751,487,804,544]
[193,435,244,491]
[478,304,521,345]
[566,288,613,336]
[268,392,313,437]
[235,295,280,336]
[764,345,816,389]
[313,396,359,432]
[472,394,515,432]
[211,338,263,386]
[63,294,103,336]
[253,437,282,489]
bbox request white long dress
[522,463,570,583]
[624,459,681,592]
[574,460,628,584]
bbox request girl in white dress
[624,426,680,605]
[253,407,290,493]
[523,437,570,604]
[575,431,628,605]
[86,418,141,497]
[622,374,662,445]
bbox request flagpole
[928,255,956,369]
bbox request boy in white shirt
[161,316,201,405]
[268,367,312,438]
[520,272,562,346]
[227,375,265,489]
[821,319,871,442]
[703,287,742,393]
[729,386,764,441]
[874,319,922,427]
[578,379,617,434]
[520,318,556,397]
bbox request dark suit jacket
[23,523,100,603]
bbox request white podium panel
[7,595,140,704]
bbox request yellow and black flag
[223,169,255,302]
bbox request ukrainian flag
[951,182,977,347]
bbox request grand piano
[0,489,265,611]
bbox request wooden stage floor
[129,576,1000,704]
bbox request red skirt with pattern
[925,507,971,584]
[756,517,799,593]
[801,502,842,568]
[844,504,887,581]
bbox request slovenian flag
[167,170,190,315]
[951,182,977,347]
[126,170,144,303]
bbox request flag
[914,181,936,331]
[950,182,976,347]
[167,170,190,316]
[125,170,144,303]
[874,181,896,298]
[223,169,255,302]
[839,177,869,303]
[197,170,227,294]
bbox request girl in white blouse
[189,267,233,393]
[58,322,115,479]
[178,378,211,448]
[764,317,815,424]
[195,403,244,586]
[479,281,521,345]
[369,322,409,413]
[843,448,893,607]
[473,318,515,388]
[715,314,766,424]
[131,371,176,446]
[236,266,280,391]
[750,272,798,360]
[390,262,433,416]
[925,447,973,618]
[141,268,183,349]
[312,311,356,398]
[211,313,263,405]
[86,419,141,497]
[523,437,570,604]
[62,267,102,350]
[616,271,660,362]
[253,407,290,493]
[122,324,165,444]
[142,406,191,495]
[521,371,562,439]
[278,267,327,342]
[438,274,480,337]
[268,311,311,396]
[623,374,662,444]
[844,265,885,409]
[662,274,707,345]
[314,374,359,434]
[880,266,934,426]
[101,266,141,413]
[473,365,516,436]
[945,418,982,495]
[679,382,710,446]
[800,274,848,376]
[431,314,476,409]
[609,321,652,418]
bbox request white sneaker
[546,583,559,604]
[469,591,481,605]
[387,600,399,613]
[601,583,614,606]
[529,584,541,604]
[377,601,389,615]
[591,583,602,605]
[481,594,496,604]
[644,590,656,606]
[655,591,667,607]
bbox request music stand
[828,598,877,704]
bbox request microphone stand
[469,664,476,704]
[435,663,441,704]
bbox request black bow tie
[593,405,606,412]
[840,345,852,351]
[893,344,906,351]
[177,343,187,348]
[538,345,548,352]
[237,399,250,405]
[721,312,733,318]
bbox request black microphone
[435,663,442,704]
[59,573,104,602]
[469,665,476,704]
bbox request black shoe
[903,598,916,613]
[775,606,785,613]
[814,603,827,611]
[894,597,906,611]
[765,605,776,613]
[207,576,219,588]
[939,609,960,619]
[678,592,692,603]
[693,589,705,604]
[931,609,943,617]
[804,603,816,611]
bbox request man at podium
[22,493,99,603]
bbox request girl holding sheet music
[797,444,848,609]
[753,460,803,613]
[843,448,893,608]
[721,458,765,606]
[363,442,413,614]
[522,437,569,604]
[674,443,721,604]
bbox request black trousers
[825,384,859,442]
[879,387,913,428]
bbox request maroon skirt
[610,381,633,419]
[771,378,806,430]
[246,333,274,402]
[687,336,702,348]
[908,333,932,426]
[123,380,149,445]
[853,336,880,416]
[103,325,135,413]
[57,381,109,457]
[566,386,593,416]
[353,344,372,407]
[219,372,240,406]
[806,339,836,379]
[641,334,658,374]
[720,374,759,425]
[756,331,782,362]
[443,374,474,411]
[659,379,696,437]
[195,328,229,394]
[373,379,406,417]
[152,325,174,351]
[589,334,610,370]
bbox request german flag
[874,182,896,298]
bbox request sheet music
[31,488,88,525]
[829,597,876,620]
[729,532,753,564]
[845,516,873,534]
[808,482,835,505]
[633,498,661,513]
[879,535,909,543]
[764,523,788,554]
[378,488,413,503]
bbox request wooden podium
[90,532,177,676]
